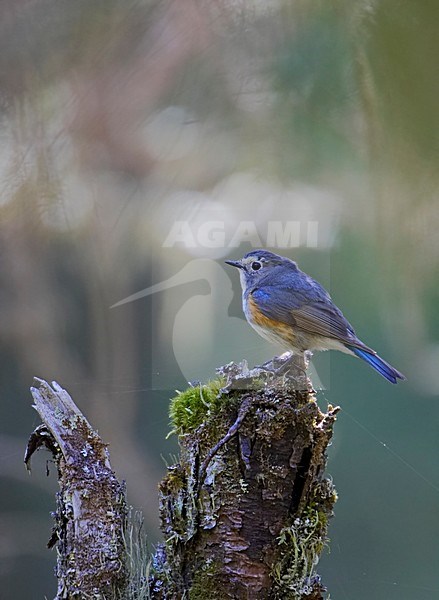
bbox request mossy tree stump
[152,358,339,600]
[25,360,338,599]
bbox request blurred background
[1,0,438,598]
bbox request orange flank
[247,294,297,347]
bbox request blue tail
[349,347,406,384]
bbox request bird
[225,250,405,384]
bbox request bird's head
[225,249,297,290]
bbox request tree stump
[25,378,127,599]
[152,358,339,599]
[25,356,338,599]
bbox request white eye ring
[251,261,262,271]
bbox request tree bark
[25,356,338,600]
[152,357,339,600]
[25,378,127,600]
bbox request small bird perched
[225,250,405,384]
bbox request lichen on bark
[152,358,339,599]
[25,378,128,600]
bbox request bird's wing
[250,285,372,351]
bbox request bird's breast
[244,293,298,349]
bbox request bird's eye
[251,261,262,271]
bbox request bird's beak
[225,259,244,269]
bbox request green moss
[163,464,185,493]
[188,560,225,600]
[271,505,329,599]
[169,379,234,435]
